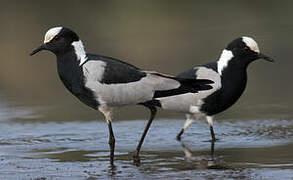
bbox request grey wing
[82,59,197,106]
[84,54,148,84]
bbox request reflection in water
[43,150,98,162]
[0,119,292,179]
[180,141,228,170]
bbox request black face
[225,37,274,64]
[30,27,79,56]
[227,38,258,61]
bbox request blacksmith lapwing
[30,27,213,165]
[156,37,274,141]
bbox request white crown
[242,37,260,53]
[44,27,62,43]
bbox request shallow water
[0,109,292,180]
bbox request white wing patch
[217,49,234,75]
[44,27,62,43]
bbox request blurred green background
[0,0,292,122]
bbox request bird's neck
[55,40,88,66]
[56,39,88,80]
[55,47,99,109]
[71,40,88,66]
[56,43,86,94]
[216,49,248,106]
[217,49,234,76]
[217,49,249,77]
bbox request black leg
[133,105,157,165]
[108,121,115,166]
[210,140,215,159]
[176,129,184,141]
[210,125,216,142]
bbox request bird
[156,37,274,142]
[30,26,213,165]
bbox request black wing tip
[195,79,214,85]
[198,84,213,91]
[175,77,214,85]
[179,78,214,93]
[150,72,214,85]
[195,79,214,91]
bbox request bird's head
[217,37,274,74]
[227,37,274,63]
[30,27,80,56]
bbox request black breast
[200,63,248,116]
[57,53,99,109]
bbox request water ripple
[0,119,292,179]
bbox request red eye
[244,46,249,51]
[54,36,61,41]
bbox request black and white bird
[30,27,213,165]
[156,37,274,141]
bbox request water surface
[0,107,292,179]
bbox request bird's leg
[210,139,215,160]
[133,105,157,165]
[176,129,184,141]
[177,114,194,141]
[210,126,216,142]
[108,121,115,166]
[206,116,217,142]
[99,106,115,166]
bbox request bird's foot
[176,135,182,141]
[203,138,219,142]
[176,129,184,141]
[212,137,219,142]
[108,159,116,171]
[109,156,115,166]
[132,151,141,166]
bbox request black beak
[30,44,47,56]
[258,53,275,62]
